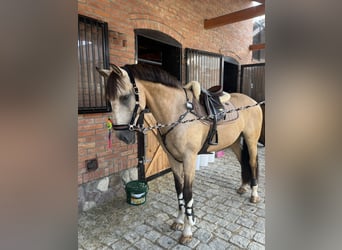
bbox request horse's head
[97,64,139,144]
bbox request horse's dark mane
[106,64,182,101]
[124,64,182,88]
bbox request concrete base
[78,167,138,212]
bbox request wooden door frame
[137,111,172,182]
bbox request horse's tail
[240,136,258,185]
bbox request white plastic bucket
[200,154,209,167]
[195,155,201,170]
[208,152,215,163]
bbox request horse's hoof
[250,196,261,203]
[171,222,184,231]
[237,187,248,194]
[179,235,192,245]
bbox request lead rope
[132,100,265,133]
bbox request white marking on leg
[182,198,195,237]
[252,184,259,197]
[178,193,184,205]
[176,211,184,224]
[183,220,192,237]
[237,183,249,195]
[185,198,196,226]
[176,193,185,224]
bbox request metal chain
[133,100,265,134]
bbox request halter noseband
[110,66,142,131]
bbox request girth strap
[198,88,227,154]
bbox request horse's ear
[110,64,123,76]
[96,67,112,78]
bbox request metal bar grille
[78,15,110,113]
[240,63,265,102]
[185,48,223,90]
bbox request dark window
[135,29,182,81]
[185,48,223,90]
[78,15,110,113]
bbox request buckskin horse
[97,63,263,244]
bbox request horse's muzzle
[116,130,136,144]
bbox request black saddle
[200,85,226,121]
[198,85,226,153]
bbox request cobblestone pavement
[78,146,265,249]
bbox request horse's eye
[120,94,130,103]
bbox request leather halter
[110,66,142,131]
[110,67,193,163]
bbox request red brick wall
[78,113,137,185]
[78,0,255,184]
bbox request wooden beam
[249,43,265,51]
[204,4,265,29]
[252,0,265,3]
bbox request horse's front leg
[179,156,196,245]
[171,170,185,231]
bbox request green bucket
[125,180,148,205]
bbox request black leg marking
[183,177,195,223]
[251,178,257,187]
[173,173,184,210]
[173,173,183,195]
[183,178,193,205]
[250,155,259,188]
[241,137,252,185]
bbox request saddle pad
[197,100,239,154]
[218,101,239,124]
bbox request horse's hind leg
[243,135,260,203]
[231,136,250,195]
[232,134,260,202]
